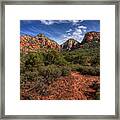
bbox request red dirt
[21,71,100,100]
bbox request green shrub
[38,64,62,83]
[77,66,100,76]
[43,49,68,66]
[69,64,81,71]
[54,57,69,66]
[95,91,100,100]
[61,66,71,76]
[20,73,26,85]
[62,47,100,67]
[89,81,100,100]
[24,70,39,81]
[25,52,44,67]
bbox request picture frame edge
[0,0,119,119]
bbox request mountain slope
[61,31,100,51]
[81,31,100,44]
[79,31,100,49]
[20,33,60,52]
[61,38,80,51]
[20,31,100,52]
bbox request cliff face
[81,32,100,44]
[20,33,60,52]
[20,31,100,52]
[61,32,100,51]
[61,38,80,51]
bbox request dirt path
[21,71,100,100]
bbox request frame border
[0,0,119,119]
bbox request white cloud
[40,20,55,25]
[60,25,87,43]
[71,20,79,25]
[78,25,87,29]
[40,20,70,25]
[40,20,83,25]
[83,29,87,32]
[68,20,84,25]
[67,33,71,36]
[74,28,82,34]
[66,29,72,33]
[67,20,80,25]
[80,20,84,23]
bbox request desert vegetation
[20,36,100,100]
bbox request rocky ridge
[20,31,100,52]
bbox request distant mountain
[61,38,80,51]
[79,31,100,49]
[61,31,100,51]
[81,31,100,44]
[20,33,60,52]
[20,31,100,52]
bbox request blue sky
[20,20,100,44]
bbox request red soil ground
[21,72,100,100]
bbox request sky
[20,20,100,44]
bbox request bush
[77,66,100,76]
[68,64,80,71]
[54,57,69,66]
[43,49,68,66]
[24,70,39,81]
[25,52,44,67]
[38,64,62,83]
[61,66,71,76]
[20,52,45,73]
[62,47,100,67]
